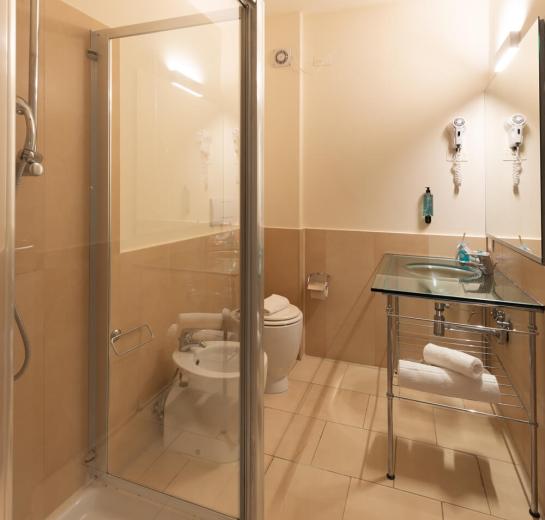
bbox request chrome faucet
[462,251,495,276]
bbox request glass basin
[404,261,481,281]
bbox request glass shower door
[89,3,263,519]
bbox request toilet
[263,303,303,394]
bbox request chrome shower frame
[0,0,16,519]
[88,3,264,519]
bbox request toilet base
[265,376,289,394]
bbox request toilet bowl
[231,303,303,394]
[263,304,303,394]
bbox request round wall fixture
[273,48,291,67]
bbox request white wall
[300,0,490,234]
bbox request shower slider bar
[110,324,154,357]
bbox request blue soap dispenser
[423,187,433,224]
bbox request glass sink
[404,261,481,281]
[371,254,544,311]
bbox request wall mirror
[485,19,545,263]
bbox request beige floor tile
[478,457,530,520]
[275,414,325,464]
[166,459,239,518]
[299,384,369,427]
[435,409,511,462]
[312,359,348,388]
[443,503,501,519]
[312,422,367,477]
[264,454,273,472]
[399,387,464,407]
[341,364,387,396]
[312,422,392,486]
[361,431,393,486]
[264,408,293,456]
[343,478,443,520]
[289,355,323,382]
[264,379,309,413]
[395,439,489,514]
[364,396,437,445]
[264,458,350,520]
[136,450,189,491]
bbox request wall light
[494,32,521,73]
[171,81,203,98]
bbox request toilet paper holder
[306,272,330,300]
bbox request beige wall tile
[264,228,304,309]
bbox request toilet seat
[264,304,303,327]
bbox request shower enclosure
[0,1,264,519]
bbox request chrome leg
[529,311,540,518]
[387,295,395,480]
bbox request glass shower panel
[106,13,242,518]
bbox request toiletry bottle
[423,187,433,224]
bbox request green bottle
[423,187,433,224]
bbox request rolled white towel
[177,312,223,332]
[423,343,483,380]
[264,294,290,315]
[398,359,501,403]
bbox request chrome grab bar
[110,324,154,356]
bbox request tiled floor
[118,355,534,520]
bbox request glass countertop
[371,254,544,311]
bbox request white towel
[264,294,290,315]
[423,343,483,380]
[177,312,224,332]
[398,360,501,403]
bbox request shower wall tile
[13,0,103,518]
[12,270,46,520]
[43,247,89,476]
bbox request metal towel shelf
[110,324,154,357]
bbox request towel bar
[110,323,154,357]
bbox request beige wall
[118,20,240,252]
[264,13,303,229]
[13,1,102,518]
[265,0,490,235]
[485,20,541,245]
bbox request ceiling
[265,0,394,15]
[62,0,394,27]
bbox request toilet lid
[264,304,302,326]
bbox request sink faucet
[461,251,495,276]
